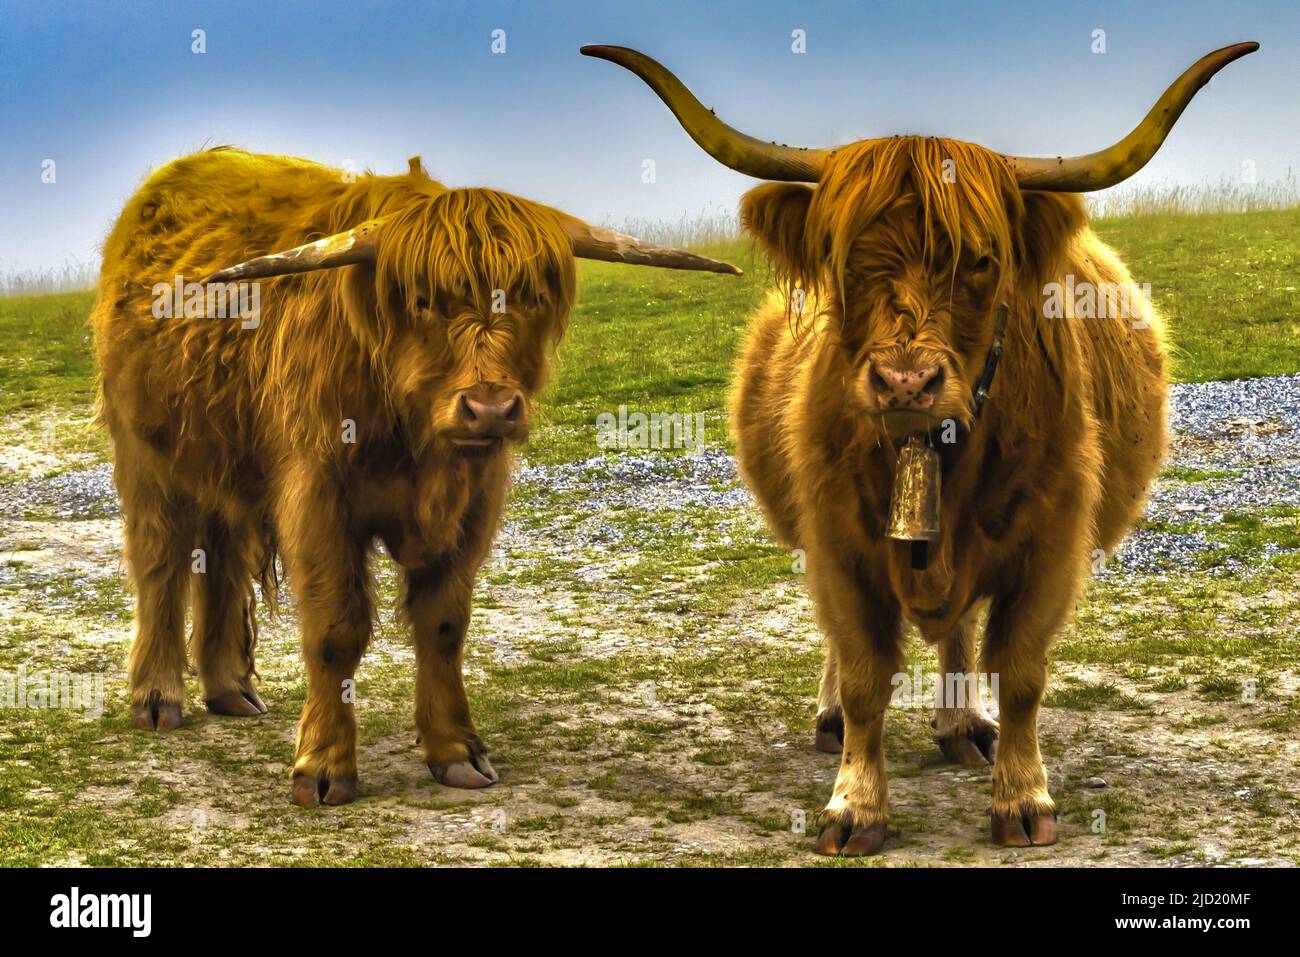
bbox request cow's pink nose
[455,389,525,438]
[868,362,944,410]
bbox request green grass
[0,290,98,416]
[1157,465,1239,483]
[1093,208,1300,382]
[529,238,768,462]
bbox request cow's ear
[741,183,815,278]
[1016,191,1087,285]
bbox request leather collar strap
[970,304,1009,422]
[933,303,1009,444]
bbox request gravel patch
[0,462,116,519]
[1111,373,1300,574]
[3,375,1296,578]
[515,447,747,512]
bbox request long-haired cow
[94,148,738,804]
[585,42,1258,853]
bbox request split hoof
[132,699,181,731]
[206,688,268,717]
[429,751,498,789]
[937,723,997,765]
[815,820,886,857]
[291,774,357,807]
[814,707,844,754]
[935,712,993,764]
[991,810,1057,847]
[243,686,268,712]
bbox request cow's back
[98,150,344,315]
[92,150,348,505]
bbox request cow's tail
[253,524,282,616]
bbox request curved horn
[1006,42,1259,191]
[204,219,384,283]
[582,44,829,182]
[564,218,742,275]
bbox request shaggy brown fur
[95,147,599,802]
[732,138,1167,853]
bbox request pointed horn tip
[1208,41,1260,68]
[1207,41,1260,70]
[580,44,644,66]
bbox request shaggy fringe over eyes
[374,188,577,339]
[785,137,1022,330]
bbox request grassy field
[4,208,1299,464]
[1,208,1298,866]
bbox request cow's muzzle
[450,386,526,454]
[868,361,945,412]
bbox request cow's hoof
[937,721,997,765]
[206,687,268,717]
[131,699,181,731]
[429,752,498,789]
[991,810,1057,847]
[815,820,886,857]
[814,707,844,754]
[291,774,357,807]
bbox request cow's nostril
[458,394,478,425]
[921,367,945,396]
[869,365,891,397]
[503,393,524,423]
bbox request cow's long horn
[204,219,384,283]
[564,218,743,275]
[1005,42,1259,192]
[581,44,829,183]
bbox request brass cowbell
[886,435,941,569]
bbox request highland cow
[93,147,738,804]
[585,42,1258,854]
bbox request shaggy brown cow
[585,42,1258,853]
[94,147,738,804]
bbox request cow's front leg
[279,474,372,806]
[406,563,497,788]
[808,550,903,856]
[290,561,371,806]
[933,609,998,765]
[982,553,1082,846]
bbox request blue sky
[1,0,1295,272]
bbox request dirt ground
[1,405,1297,867]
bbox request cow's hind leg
[933,610,998,765]
[981,549,1084,847]
[121,465,196,731]
[406,564,497,788]
[193,514,266,717]
[814,646,844,753]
